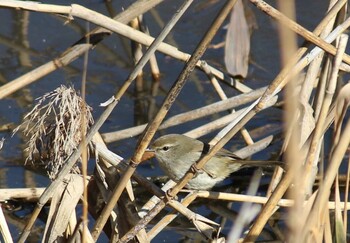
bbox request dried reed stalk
[275,2,300,242]
[0,206,13,243]
[0,188,45,201]
[195,191,350,210]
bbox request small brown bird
[149,134,282,190]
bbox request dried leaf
[334,82,350,143]
[299,103,315,145]
[224,0,250,78]
[42,174,84,242]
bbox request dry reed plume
[13,85,94,179]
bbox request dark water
[0,0,330,242]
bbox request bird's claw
[165,188,177,201]
[190,163,203,175]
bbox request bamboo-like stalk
[147,192,198,240]
[80,23,89,242]
[276,2,301,242]
[343,158,350,234]
[195,191,350,209]
[0,188,45,201]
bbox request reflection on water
[0,0,329,242]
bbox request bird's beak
[141,148,155,162]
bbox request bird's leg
[190,163,216,179]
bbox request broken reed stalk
[90,0,194,240]
[118,1,239,242]
[0,188,45,201]
[80,23,89,242]
[0,0,251,99]
[138,19,161,81]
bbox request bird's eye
[162,146,169,151]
